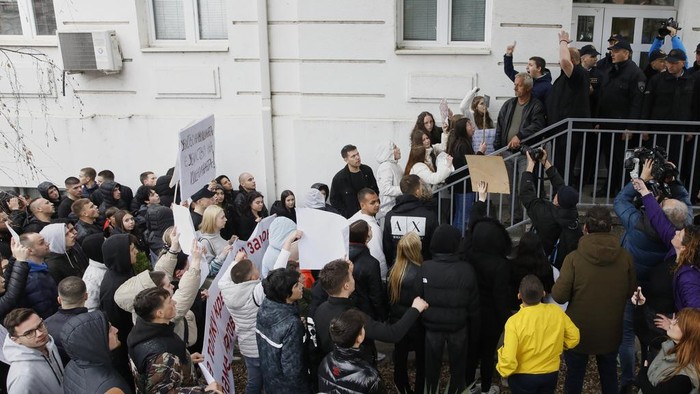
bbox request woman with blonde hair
[387,232,425,394]
[198,205,234,277]
[638,307,700,393]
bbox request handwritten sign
[177,115,216,201]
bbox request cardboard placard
[465,154,511,194]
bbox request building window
[0,0,56,38]
[400,0,486,48]
[148,0,227,43]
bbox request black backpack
[549,219,583,270]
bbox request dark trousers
[424,327,468,394]
[563,350,618,394]
[394,324,425,394]
[508,372,558,394]
[599,132,641,195]
[466,313,503,392]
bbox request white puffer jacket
[218,263,264,358]
[375,141,403,221]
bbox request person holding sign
[198,205,235,277]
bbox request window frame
[145,0,228,48]
[396,0,491,54]
[0,0,57,46]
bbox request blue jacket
[22,261,59,318]
[649,35,689,69]
[503,54,553,104]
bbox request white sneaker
[483,386,500,394]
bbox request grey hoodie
[3,334,64,393]
[261,217,296,278]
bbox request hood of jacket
[38,181,59,202]
[99,182,121,206]
[536,71,553,85]
[3,333,57,362]
[102,234,134,275]
[81,233,105,263]
[392,194,428,213]
[154,175,175,197]
[60,311,112,366]
[40,223,67,254]
[146,205,174,233]
[576,232,626,265]
[303,188,326,209]
[349,243,369,261]
[430,224,461,254]
[375,140,397,164]
[465,217,512,258]
[226,280,261,309]
[269,217,296,250]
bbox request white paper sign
[171,204,196,255]
[7,226,19,242]
[177,115,216,202]
[471,127,497,155]
[296,208,349,270]
[230,215,275,273]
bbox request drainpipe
[257,0,276,200]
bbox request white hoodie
[3,334,64,394]
[374,140,403,220]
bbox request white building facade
[1,0,698,201]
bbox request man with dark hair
[22,198,55,234]
[382,175,438,267]
[497,275,579,393]
[318,309,386,393]
[330,145,379,218]
[71,198,102,244]
[421,224,480,394]
[17,232,59,318]
[348,219,387,321]
[219,253,266,394]
[78,167,98,199]
[504,42,552,103]
[140,171,157,187]
[57,177,82,219]
[520,149,581,268]
[45,276,88,365]
[552,205,636,394]
[37,181,62,209]
[256,268,309,393]
[313,259,427,361]
[348,188,387,280]
[3,308,64,392]
[127,287,221,393]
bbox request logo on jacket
[332,366,341,377]
[390,216,426,237]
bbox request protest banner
[465,154,511,194]
[296,208,349,270]
[176,115,216,201]
[201,215,275,393]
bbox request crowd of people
[0,27,698,394]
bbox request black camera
[520,145,545,162]
[658,17,681,37]
[624,146,677,197]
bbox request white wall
[2,0,696,205]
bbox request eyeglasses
[16,320,47,339]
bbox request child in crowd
[496,275,580,393]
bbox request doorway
[572,6,676,69]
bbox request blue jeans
[618,300,636,386]
[243,356,263,394]
[563,350,618,394]
[453,192,475,233]
[508,372,558,394]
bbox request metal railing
[435,118,700,233]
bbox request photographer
[520,148,581,268]
[614,157,692,392]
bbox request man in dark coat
[233,172,268,218]
[37,181,62,212]
[45,276,88,365]
[382,175,437,267]
[330,144,379,219]
[22,198,55,234]
[57,177,82,219]
[420,224,480,394]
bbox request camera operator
[648,19,690,71]
[613,158,693,392]
[520,148,580,264]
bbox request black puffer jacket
[61,311,132,394]
[75,220,103,245]
[144,204,173,253]
[349,243,387,321]
[317,347,387,394]
[155,175,177,208]
[45,248,89,285]
[98,182,127,215]
[21,261,58,318]
[256,298,310,393]
[0,259,29,322]
[389,262,422,323]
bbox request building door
[572,6,676,69]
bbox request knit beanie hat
[556,186,579,209]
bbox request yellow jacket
[496,302,580,377]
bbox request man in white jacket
[348,188,387,280]
[3,308,64,393]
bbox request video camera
[658,17,681,37]
[624,146,677,197]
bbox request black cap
[666,49,687,63]
[608,40,632,52]
[191,185,215,201]
[580,44,600,57]
[608,34,624,43]
[648,49,667,63]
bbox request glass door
[601,8,676,67]
[572,7,604,52]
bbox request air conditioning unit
[57,30,123,73]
